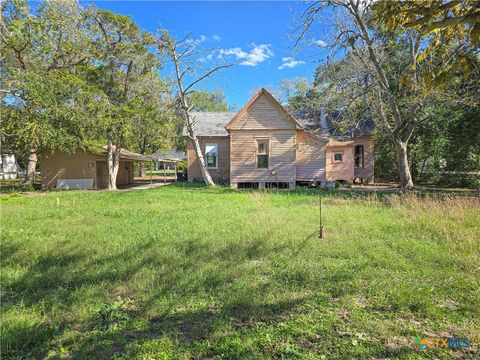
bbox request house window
[333,152,343,162]
[256,139,269,168]
[205,143,218,169]
[355,145,364,168]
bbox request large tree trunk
[168,42,215,186]
[23,147,37,185]
[188,126,215,185]
[138,161,146,177]
[348,1,417,189]
[107,132,120,191]
[394,140,414,189]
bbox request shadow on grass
[65,296,309,359]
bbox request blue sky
[80,1,333,108]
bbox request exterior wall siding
[187,137,230,183]
[230,93,294,130]
[295,130,327,182]
[41,150,134,189]
[353,135,374,181]
[229,94,296,184]
[326,144,355,182]
[230,129,296,183]
[41,150,96,188]
[95,159,133,189]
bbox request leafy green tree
[298,0,479,188]
[373,0,480,86]
[188,90,229,112]
[1,0,93,184]
[83,7,156,190]
[127,71,176,176]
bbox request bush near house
[1,185,479,359]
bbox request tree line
[288,0,479,188]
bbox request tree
[372,0,480,85]
[128,71,176,176]
[188,89,229,112]
[157,31,233,186]
[1,70,97,182]
[84,7,156,190]
[298,0,467,188]
[1,0,92,184]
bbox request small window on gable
[355,145,364,168]
[333,152,343,162]
[205,143,218,169]
[257,139,269,168]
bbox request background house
[151,150,186,170]
[1,154,24,180]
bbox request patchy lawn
[1,185,479,359]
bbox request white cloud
[278,57,305,70]
[199,34,207,42]
[197,53,214,63]
[212,35,221,41]
[313,39,327,47]
[219,43,273,66]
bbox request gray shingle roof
[290,110,327,137]
[291,110,375,138]
[182,110,375,138]
[182,112,235,137]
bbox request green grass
[1,185,479,359]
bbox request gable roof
[225,88,302,130]
[182,112,235,137]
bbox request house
[151,150,186,170]
[1,154,23,180]
[41,146,152,189]
[185,88,374,189]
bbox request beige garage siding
[41,150,96,188]
[95,159,134,189]
[296,130,327,182]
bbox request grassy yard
[1,185,479,359]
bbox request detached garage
[41,147,151,190]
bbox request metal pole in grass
[318,193,323,238]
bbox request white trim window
[256,139,269,169]
[205,143,218,169]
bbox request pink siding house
[185,88,374,189]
